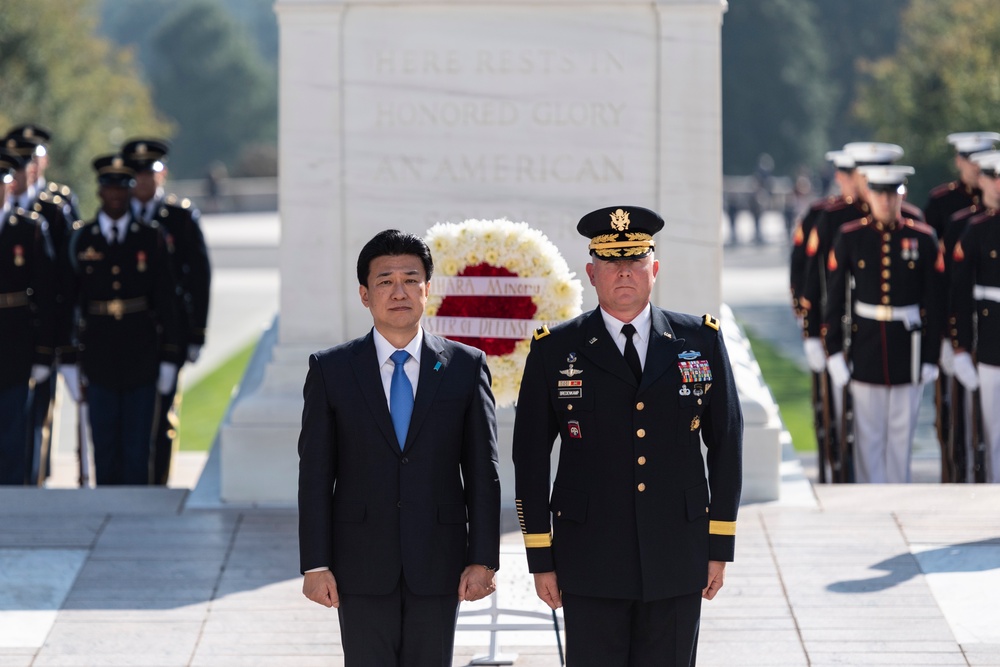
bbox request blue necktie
[389,350,414,449]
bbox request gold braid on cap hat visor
[589,232,655,257]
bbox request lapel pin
[433,361,442,371]
[567,352,577,363]
[588,337,598,345]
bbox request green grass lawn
[176,340,257,451]
[741,326,816,453]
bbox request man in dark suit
[297,229,501,667]
[512,206,743,666]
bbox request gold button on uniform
[636,402,644,411]
[882,257,891,266]
[636,428,646,438]
[637,483,646,492]
[112,281,121,290]
[882,270,890,279]
[881,283,890,292]
[111,266,120,275]
[637,456,647,466]
[567,404,573,411]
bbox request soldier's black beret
[577,205,664,260]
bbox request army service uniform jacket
[64,217,181,389]
[0,207,55,390]
[512,307,743,602]
[824,215,945,385]
[147,195,211,348]
[951,209,1000,366]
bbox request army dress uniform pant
[0,383,30,485]
[561,591,702,667]
[979,363,1000,483]
[28,374,56,483]
[851,381,923,483]
[87,383,156,485]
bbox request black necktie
[621,323,642,383]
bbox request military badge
[678,350,700,361]
[609,208,630,231]
[559,365,583,377]
[79,247,103,261]
[693,384,704,397]
[567,420,582,439]
[901,238,919,261]
[567,352,577,363]
[678,359,712,383]
[690,416,701,431]
[137,250,147,272]
[13,245,24,267]
[679,385,691,396]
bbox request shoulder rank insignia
[702,314,719,331]
[533,325,550,340]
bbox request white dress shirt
[372,326,423,409]
[98,211,129,244]
[599,303,652,371]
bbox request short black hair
[356,229,434,287]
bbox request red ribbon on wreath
[435,263,538,356]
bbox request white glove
[187,344,202,363]
[939,340,955,375]
[953,352,980,390]
[803,337,827,373]
[59,364,83,402]
[827,353,851,389]
[31,364,51,384]
[920,363,939,385]
[157,362,178,395]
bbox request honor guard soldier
[924,132,1000,239]
[4,129,76,481]
[512,206,743,666]
[949,152,1000,483]
[937,148,1000,481]
[122,138,211,485]
[824,165,945,483]
[5,124,81,220]
[0,149,56,484]
[59,155,181,485]
[792,150,857,482]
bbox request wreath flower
[424,219,583,407]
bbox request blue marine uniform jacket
[512,307,743,602]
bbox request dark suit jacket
[298,329,501,596]
[512,307,743,602]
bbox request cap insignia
[112,156,123,168]
[610,208,630,231]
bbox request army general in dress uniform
[512,206,743,666]
[60,155,181,485]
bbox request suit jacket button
[401,457,409,464]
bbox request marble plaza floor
[1,453,999,667]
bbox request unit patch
[567,420,582,438]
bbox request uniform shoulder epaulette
[969,209,999,227]
[930,181,959,198]
[702,313,720,331]
[533,325,550,340]
[905,219,936,236]
[949,205,978,224]
[840,217,868,234]
[824,197,854,213]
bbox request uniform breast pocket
[551,391,594,444]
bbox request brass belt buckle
[875,304,892,321]
[107,299,125,320]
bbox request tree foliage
[722,0,833,176]
[0,0,171,216]
[146,0,277,178]
[855,0,1000,201]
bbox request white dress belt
[974,284,1000,303]
[854,301,922,330]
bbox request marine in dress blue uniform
[60,156,181,485]
[0,150,56,484]
[949,152,1000,483]
[512,206,743,666]
[823,165,945,483]
[123,138,212,485]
